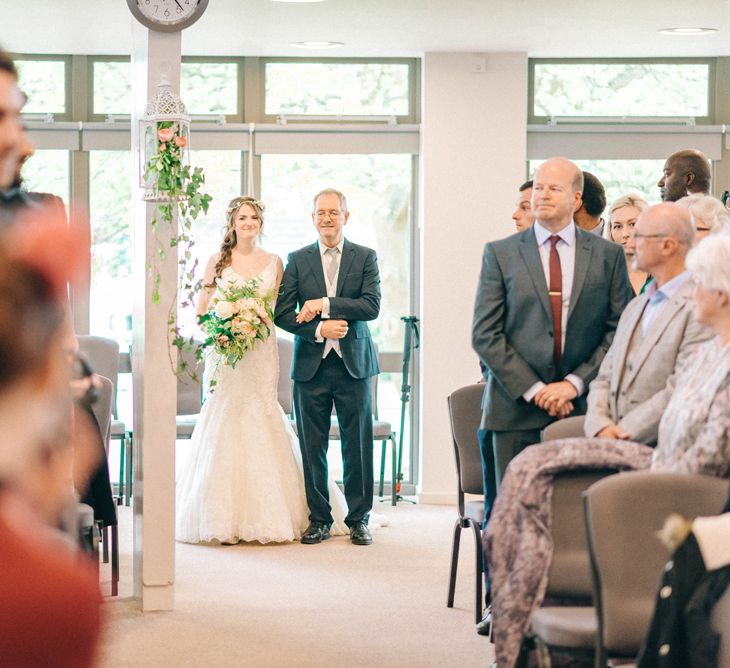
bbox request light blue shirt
[641,270,691,338]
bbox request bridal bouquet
[198,278,275,367]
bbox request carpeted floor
[98,501,494,667]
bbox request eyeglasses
[633,233,669,240]
[315,210,343,219]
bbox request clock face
[129,0,208,31]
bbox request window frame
[258,56,420,124]
[528,57,717,125]
[12,53,72,121]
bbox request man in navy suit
[472,157,633,488]
[275,188,381,546]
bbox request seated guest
[0,215,102,668]
[585,202,712,445]
[652,234,730,477]
[511,180,535,231]
[658,149,712,202]
[605,193,649,294]
[487,234,730,667]
[676,193,730,243]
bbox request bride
[176,196,362,544]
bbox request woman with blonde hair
[605,193,650,294]
[676,193,730,243]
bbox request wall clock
[127,0,209,32]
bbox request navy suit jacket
[471,226,633,431]
[274,239,381,382]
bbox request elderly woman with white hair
[651,234,730,476]
[676,193,730,243]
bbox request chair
[278,338,398,506]
[88,375,119,596]
[528,469,618,666]
[584,471,728,667]
[77,335,130,504]
[446,383,485,624]
[176,346,204,439]
[541,415,586,441]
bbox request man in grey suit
[472,157,632,487]
[584,202,712,444]
[275,188,381,546]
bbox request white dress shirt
[315,239,344,358]
[523,221,585,401]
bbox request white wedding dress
[176,257,368,544]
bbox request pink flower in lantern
[174,135,187,148]
[157,127,175,142]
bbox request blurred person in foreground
[605,193,650,295]
[0,209,102,668]
[676,193,730,243]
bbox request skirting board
[417,492,457,505]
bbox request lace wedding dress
[176,258,355,544]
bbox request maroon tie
[548,235,562,367]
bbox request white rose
[214,300,235,319]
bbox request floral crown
[227,196,265,221]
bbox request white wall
[418,52,528,504]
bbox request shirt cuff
[315,322,324,343]
[320,297,330,319]
[523,381,546,403]
[565,374,585,396]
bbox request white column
[130,23,181,611]
[418,52,528,504]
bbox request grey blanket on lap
[484,437,654,668]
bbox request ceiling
[3,0,730,58]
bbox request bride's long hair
[209,196,265,286]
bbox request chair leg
[117,433,125,505]
[125,434,133,506]
[447,519,462,608]
[102,523,109,564]
[110,523,119,597]
[390,435,397,506]
[378,440,386,499]
[471,520,484,624]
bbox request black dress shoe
[349,521,373,545]
[301,522,331,544]
[476,608,491,636]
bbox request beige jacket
[584,278,712,445]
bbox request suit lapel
[304,242,328,297]
[568,230,593,320]
[336,240,356,296]
[623,281,692,388]
[518,233,551,320]
[612,295,648,391]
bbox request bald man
[658,149,711,202]
[472,157,632,485]
[584,203,712,444]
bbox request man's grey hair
[312,188,348,213]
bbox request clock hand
[174,0,184,9]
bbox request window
[20,150,70,204]
[92,60,131,116]
[531,60,713,120]
[265,61,411,117]
[181,61,239,116]
[529,159,667,209]
[15,58,68,115]
[89,151,133,347]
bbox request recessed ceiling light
[290,41,344,49]
[658,27,718,35]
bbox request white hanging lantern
[140,75,191,202]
